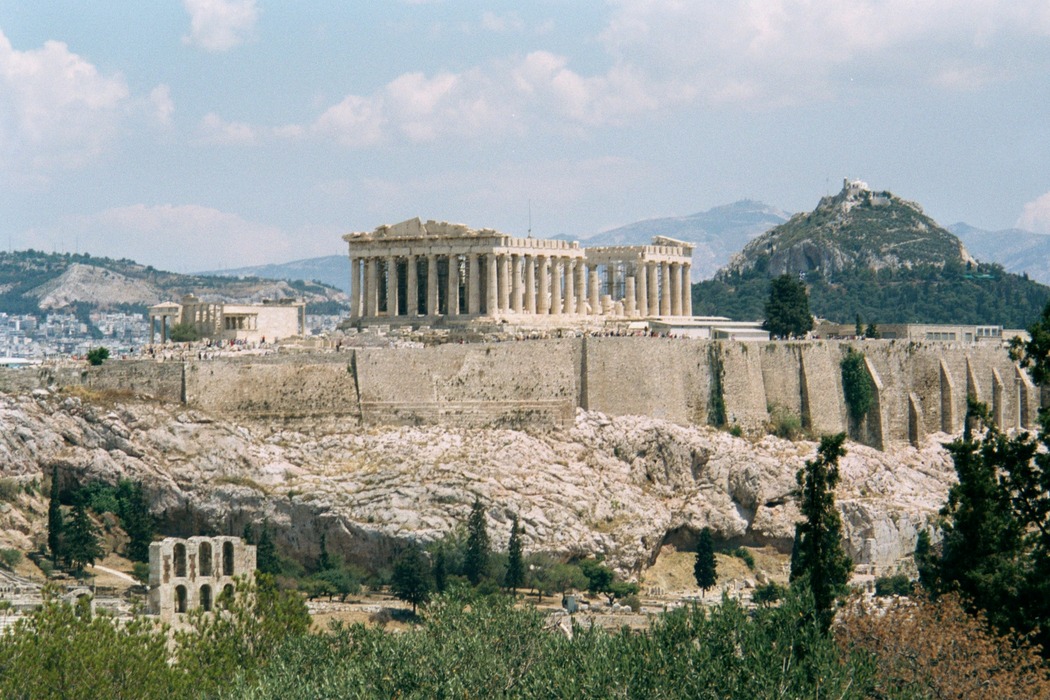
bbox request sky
[1,1,1049,273]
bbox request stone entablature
[147,536,255,620]
[343,218,693,324]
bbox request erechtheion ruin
[147,295,306,344]
[343,218,694,325]
[147,536,255,620]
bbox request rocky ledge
[0,390,954,575]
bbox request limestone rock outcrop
[0,390,955,575]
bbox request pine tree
[47,466,65,565]
[790,433,853,632]
[693,527,718,596]
[391,546,432,614]
[66,500,103,574]
[763,274,813,339]
[463,498,490,586]
[504,515,525,593]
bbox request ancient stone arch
[147,536,256,620]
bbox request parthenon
[343,218,694,324]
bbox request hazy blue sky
[2,1,1049,272]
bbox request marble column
[426,254,438,316]
[525,255,536,314]
[683,262,693,316]
[625,277,637,316]
[499,255,511,313]
[538,255,550,315]
[366,258,379,317]
[589,270,601,314]
[670,263,682,316]
[551,258,563,316]
[406,255,418,316]
[636,261,648,317]
[511,254,523,313]
[647,261,658,317]
[447,254,460,316]
[486,253,498,316]
[385,256,398,317]
[660,262,672,316]
[467,254,480,315]
[564,259,576,314]
[349,256,361,319]
[605,264,616,301]
[576,261,588,315]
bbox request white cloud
[32,204,297,272]
[149,85,174,126]
[481,11,525,33]
[182,0,258,52]
[598,0,1050,106]
[1017,192,1050,234]
[0,29,129,180]
[197,112,257,144]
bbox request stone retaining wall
[2,338,1038,447]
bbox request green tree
[504,515,525,593]
[840,348,874,422]
[316,531,331,572]
[789,433,853,631]
[86,346,109,366]
[65,501,103,574]
[432,547,448,594]
[168,322,199,343]
[47,466,64,565]
[117,480,152,563]
[463,498,490,585]
[255,523,280,576]
[391,545,432,614]
[762,274,813,339]
[693,527,718,596]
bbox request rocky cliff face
[0,388,954,576]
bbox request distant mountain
[0,250,348,318]
[584,200,790,280]
[949,223,1050,285]
[200,255,350,293]
[695,180,1050,327]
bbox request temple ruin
[147,536,255,620]
[343,218,695,325]
[147,295,306,344]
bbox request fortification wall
[583,337,713,424]
[3,338,1037,447]
[185,355,360,420]
[353,339,581,429]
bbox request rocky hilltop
[723,179,975,279]
[0,387,953,578]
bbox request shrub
[86,347,110,366]
[769,405,803,440]
[0,548,22,570]
[728,547,755,570]
[132,561,150,584]
[874,574,912,597]
[752,581,786,606]
[0,478,19,502]
[168,323,199,343]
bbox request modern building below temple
[343,218,695,326]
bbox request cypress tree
[66,500,103,574]
[463,498,490,585]
[256,522,280,575]
[118,481,153,563]
[693,527,718,596]
[790,433,853,632]
[317,531,332,572]
[504,515,525,593]
[47,466,64,565]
